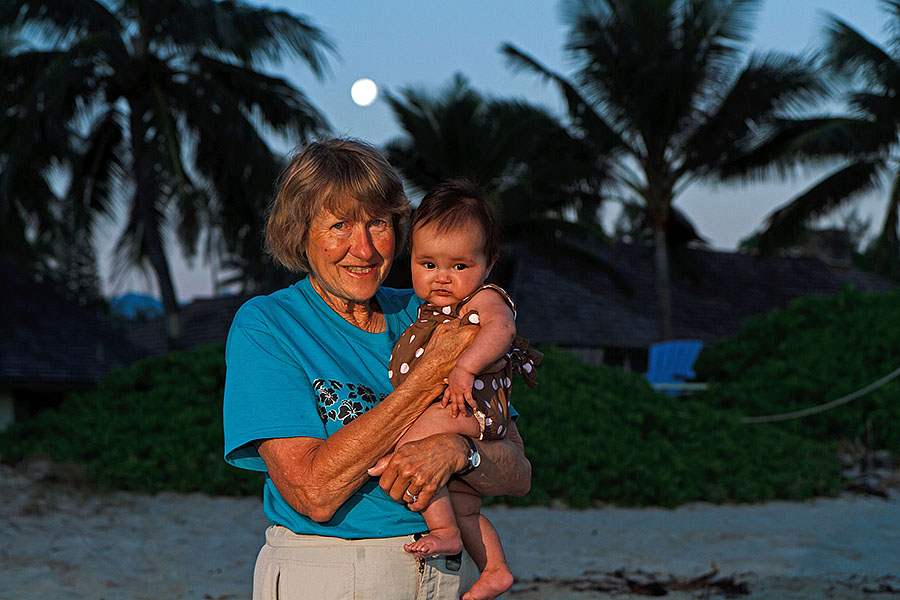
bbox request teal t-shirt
[223,277,427,538]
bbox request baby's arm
[444,289,516,416]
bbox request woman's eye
[332,222,346,230]
[369,218,388,230]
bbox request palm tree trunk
[654,225,673,341]
[129,102,183,349]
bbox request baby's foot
[403,528,463,559]
[461,565,514,600]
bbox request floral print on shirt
[313,379,385,427]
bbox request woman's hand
[367,433,467,511]
[368,422,531,509]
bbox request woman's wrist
[457,434,481,476]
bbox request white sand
[1,462,897,599]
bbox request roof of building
[0,259,149,386]
[121,243,898,356]
[124,293,254,355]
[504,242,898,349]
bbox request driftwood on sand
[513,564,750,597]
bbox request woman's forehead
[321,188,390,220]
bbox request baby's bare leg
[398,403,480,558]
[451,482,514,600]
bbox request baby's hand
[442,367,479,417]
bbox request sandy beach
[1,460,898,599]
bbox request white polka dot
[433,311,439,316]
[415,347,424,357]
[504,377,511,388]
[484,417,493,427]
[400,363,409,374]
[523,362,532,373]
[491,379,498,390]
[409,335,415,343]
[497,425,504,435]
[468,313,479,324]
[442,319,450,323]
[474,379,485,390]
[388,370,393,378]
[442,305,451,314]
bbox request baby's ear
[485,254,499,276]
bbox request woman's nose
[349,226,375,259]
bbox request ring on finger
[404,490,418,503]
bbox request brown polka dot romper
[388,284,542,440]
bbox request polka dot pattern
[387,283,540,442]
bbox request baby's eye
[422,261,436,269]
[453,264,468,271]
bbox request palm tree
[503,0,826,340]
[749,1,900,273]
[384,74,610,251]
[1,0,334,346]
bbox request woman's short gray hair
[265,138,410,273]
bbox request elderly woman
[223,138,531,599]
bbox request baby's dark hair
[410,179,500,260]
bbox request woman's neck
[309,278,386,333]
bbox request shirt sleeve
[223,301,326,472]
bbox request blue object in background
[110,293,164,320]
[644,340,704,395]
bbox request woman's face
[306,208,395,307]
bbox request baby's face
[409,220,493,307]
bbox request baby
[387,179,541,600]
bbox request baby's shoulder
[460,284,516,317]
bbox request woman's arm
[256,319,478,522]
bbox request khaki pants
[253,525,480,600]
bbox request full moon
[351,78,378,107]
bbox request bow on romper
[388,284,542,440]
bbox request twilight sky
[96,0,890,301]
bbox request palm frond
[825,14,900,88]
[191,52,330,139]
[1,0,119,45]
[848,90,900,124]
[67,106,128,231]
[148,0,336,75]
[501,42,627,155]
[714,117,895,184]
[757,159,886,253]
[682,51,827,176]
[110,186,156,288]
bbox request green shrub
[0,343,262,496]
[502,347,840,508]
[0,343,842,506]
[694,287,900,452]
